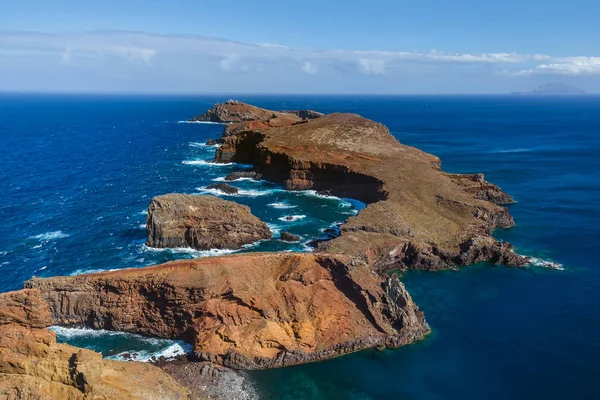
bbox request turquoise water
[1,94,599,399]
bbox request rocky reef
[146,194,271,250]
[26,253,429,370]
[0,290,188,400]
[210,101,529,271]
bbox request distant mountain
[529,83,586,95]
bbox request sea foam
[142,244,239,258]
[267,202,297,209]
[529,257,564,270]
[197,187,281,198]
[278,215,307,222]
[49,326,193,362]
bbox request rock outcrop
[205,183,239,194]
[0,290,189,400]
[203,104,529,270]
[146,194,271,250]
[26,253,430,370]
[280,231,301,242]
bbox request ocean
[0,94,598,399]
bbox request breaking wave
[31,231,70,240]
[529,257,564,270]
[267,202,297,209]
[189,141,221,148]
[141,244,239,257]
[197,187,281,197]
[182,160,233,166]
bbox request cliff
[26,253,429,370]
[0,290,189,400]
[146,194,271,250]
[208,102,528,271]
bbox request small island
[512,82,587,95]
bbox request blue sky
[1,0,599,93]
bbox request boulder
[206,183,239,194]
[224,171,263,181]
[280,231,300,242]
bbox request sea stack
[146,194,272,250]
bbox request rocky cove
[1,100,533,399]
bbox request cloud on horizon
[0,31,598,93]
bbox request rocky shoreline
[1,100,532,399]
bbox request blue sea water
[1,94,599,399]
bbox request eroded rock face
[26,253,430,370]
[0,290,189,400]
[203,103,529,270]
[146,194,271,250]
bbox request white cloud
[509,57,600,76]
[358,59,386,75]
[302,61,317,75]
[0,31,597,93]
[219,55,240,71]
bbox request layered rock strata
[205,101,528,270]
[26,253,430,370]
[146,194,271,250]
[0,290,189,400]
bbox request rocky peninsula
[2,100,532,398]
[208,101,528,271]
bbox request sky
[0,0,599,94]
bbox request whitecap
[0,251,7,256]
[496,148,534,154]
[529,257,564,270]
[1,261,10,266]
[32,244,42,249]
[267,202,297,209]
[139,224,146,229]
[31,231,70,240]
[177,120,223,125]
[278,215,307,222]
[182,160,233,166]
[38,266,47,271]
[138,210,148,216]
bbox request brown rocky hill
[26,253,429,370]
[210,102,528,271]
[0,290,189,400]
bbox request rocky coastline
[2,100,533,398]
